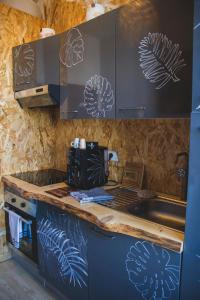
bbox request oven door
[4,203,38,263]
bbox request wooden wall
[55,118,190,199]
[44,0,129,33]
[0,3,56,228]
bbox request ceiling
[0,0,44,18]
[0,0,122,20]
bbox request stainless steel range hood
[15,85,60,108]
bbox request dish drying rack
[97,186,141,212]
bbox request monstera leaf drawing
[126,241,180,300]
[14,44,35,77]
[60,28,84,68]
[38,219,88,288]
[139,32,186,89]
[81,74,114,118]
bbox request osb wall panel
[44,0,129,34]
[45,0,86,33]
[0,3,56,227]
[55,118,190,199]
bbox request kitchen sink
[126,198,186,232]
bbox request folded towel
[70,187,113,204]
[8,210,22,249]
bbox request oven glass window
[19,221,33,258]
[5,208,37,262]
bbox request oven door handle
[3,207,32,225]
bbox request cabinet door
[35,35,60,87]
[37,202,89,300]
[181,113,200,300]
[60,11,116,119]
[88,225,181,300]
[192,0,200,112]
[116,0,193,119]
[13,42,36,91]
[13,35,60,92]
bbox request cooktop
[11,169,67,187]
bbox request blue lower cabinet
[88,225,181,300]
[36,202,182,300]
[37,202,89,300]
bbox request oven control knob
[11,198,16,203]
[20,202,26,208]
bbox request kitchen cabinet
[60,11,116,119]
[36,202,89,300]
[88,224,181,300]
[181,113,200,300]
[13,35,60,92]
[116,0,193,119]
[36,202,182,300]
[181,2,200,299]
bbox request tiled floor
[0,259,58,300]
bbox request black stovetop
[11,169,67,187]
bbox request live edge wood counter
[2,175,184,253]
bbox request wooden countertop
[2,175,184,253]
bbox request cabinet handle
[118,107,146,111]
[16,81,30,85]
[65,110,79,113]
[92,226,116,240]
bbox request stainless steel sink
[126,198,186,232]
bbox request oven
[4,190,38,263]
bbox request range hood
[15,85,60,108]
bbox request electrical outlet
[108,151,119,162]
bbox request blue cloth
[70,187,113,204]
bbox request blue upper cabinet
[13,41,36,91]
[192,0,200,112]
[13,35,60,92]
[116,0,193,119]
[60,10,116,119]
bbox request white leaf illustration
[38,218,88,288]
[60,28,84,68]
[139,32,186,89]
[81,74,114,118]
[126,241,180,300]
[14,44,35,77]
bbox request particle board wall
[44,0,129,34]
[0,3,56,228]
[55,118,190,199]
